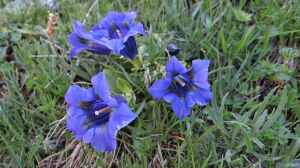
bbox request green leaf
[116,77,132,94]
[233,8,252,22]
[293,104,300,120]
[116,77,134,101]
[235,26,256,53]
[201,151,212,168]
[103,69,118,92]
[252,137,265,149]
[131,53,143,71]
[263,87,287,130]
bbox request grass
[0,0,300,167]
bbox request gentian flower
[64,72,137,152]
[92,11,145,59]
[68,21,111,60]
[148,56,212,120]
[68,11,145,60]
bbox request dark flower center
[169,73,198,97]
[109,22,129,39]
[78,37,89,44]
[78,37,96,48]
[80,99,113,128]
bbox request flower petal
[65,85,95,107]
[123,23,145,42]
[68,33,86,48]
[166,56,187,77]
[185,92,196,108]
[87,43,111,55]
[101,38,125,55]
[170,95,191,120]
[163,92,177,103]
[193,88,213,106]
[90,125,116,152]
[90,28,109,39]
[68,33,88,59]
[109,102,137,132]
[113,95,128,104]
[72,21,94,39]
[124,11,138,22]
[91,72,111,102]
[69,47,85,60]
[66,107,88,140]
[148,79,171,100]
[83,127,95,144]
[100,11,125,29]
[100,11,137,29]
[120,37,138,59]
[192,59,210,89]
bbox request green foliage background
[0,0,300,167]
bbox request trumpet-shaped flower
[68,11,145,60]
[148,56,212,120]
[65,72,136,152]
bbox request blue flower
[92,11,145,59]
[148,56,212,120]
[64,72,136,152]
[68,21,111,60]
[68,11,145,60]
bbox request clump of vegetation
[0,0,300,167]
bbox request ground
[0,0,300,167]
